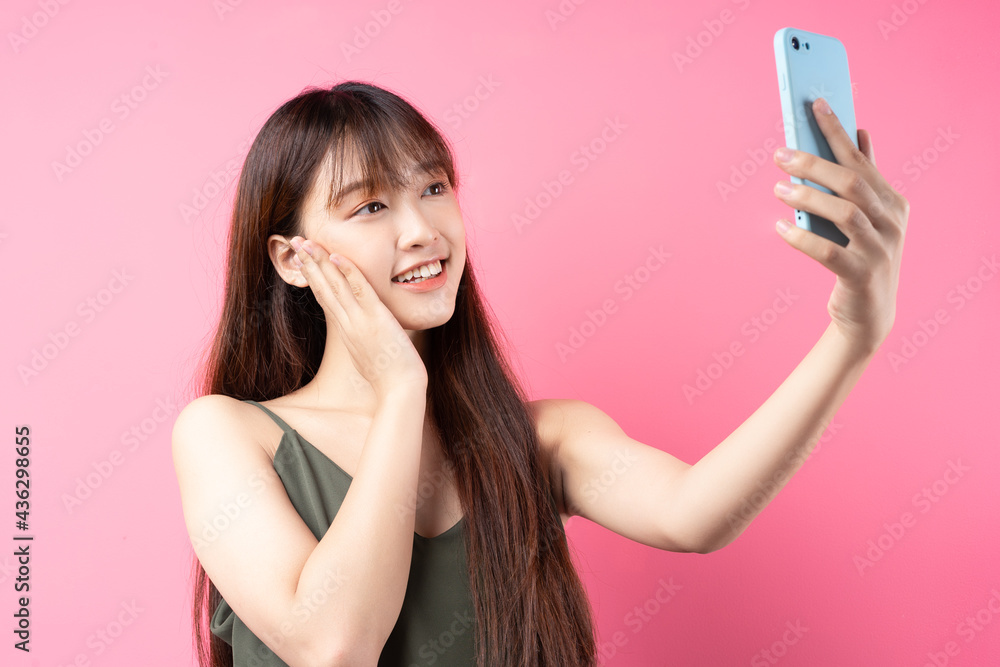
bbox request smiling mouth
[392,259,445,284]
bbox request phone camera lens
[791,36,800,50]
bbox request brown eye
[354,201,385,217]
[425,181,448,196]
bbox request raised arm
[536,325,870,554]
[666,321,874,551]
[544,97,908,554]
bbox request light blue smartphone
[773,27,858,247]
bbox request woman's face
[273,155,466,332]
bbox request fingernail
[292,254,303,267]
[289,237,302,251]
[816,97,832,115]
[302,240,314,256]
[330,254,341,266]
[775,180,794,195]
[776,147,794,162]
[776,219,792,234]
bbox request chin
[399,302,456,330]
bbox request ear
[267,234,308,288]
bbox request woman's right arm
[172,387,426,666]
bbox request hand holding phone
[768,27,910,355]
[774,27,858,247]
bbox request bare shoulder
[172,394,254,452]
[526,398,599,523]
[171,394,270,482]
[526,398,567,451]
[526,397,643,511]
[527,398,613,448]
[527,397,695,551]
[527,397,622,445]
[173,393,246,428]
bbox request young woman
[172,81,907,666]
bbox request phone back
[774,27,858,246]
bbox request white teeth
[394,260,442,283]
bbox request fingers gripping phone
[774,27,859,247]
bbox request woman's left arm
[677,96,909,552]
[545,97,908,553]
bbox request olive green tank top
[210,399,476,666]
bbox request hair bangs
[323,98,457,214]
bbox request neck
[287,322,430,418]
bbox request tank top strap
[243,399,295,434]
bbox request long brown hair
[186,81,597,665]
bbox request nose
[396,202,440,247]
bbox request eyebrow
[332,159,448,209]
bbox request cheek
[315,235,387,280]
[357,263,389,290]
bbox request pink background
[4,0,998,665]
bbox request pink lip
[392,260,447,293]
